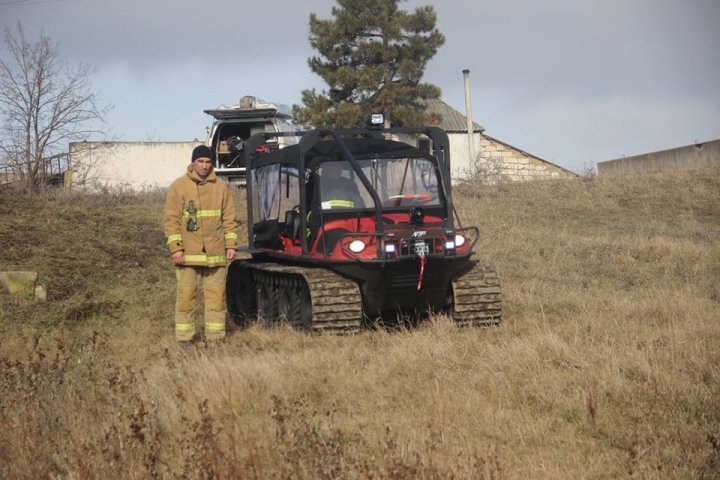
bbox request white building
[69,141,201,191]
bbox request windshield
[319,157,441,210]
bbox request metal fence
[0,152,70,185]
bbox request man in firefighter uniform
[164,145,238,345]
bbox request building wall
[446,131,482,180]
[597,139,720,174]
[449,133,576,182]
[69,141,202,191]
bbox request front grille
[390,273,420,288]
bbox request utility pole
[463,69,476,164]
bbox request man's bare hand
[171,251,185,265]
[226,248,236,261]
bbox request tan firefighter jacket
[164,164,239,267]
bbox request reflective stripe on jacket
[321,199,355,209]
[164,164,239,267]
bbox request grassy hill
[1,169,718,478]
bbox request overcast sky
[2,0,719,172]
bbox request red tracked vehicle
[226,120,501,333]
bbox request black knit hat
[191,145,213,162]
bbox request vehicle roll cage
[244,126,455,258]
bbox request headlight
[454,234,466,247]
[444,240,456,250]
[348,239,366,253]
[384,243,396,254]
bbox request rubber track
[452,264,502,327]
[238,261,363,335]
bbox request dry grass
[1,169,719,478]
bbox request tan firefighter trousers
[175,265,227,342]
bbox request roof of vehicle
[204,96,293,121]
[252,136,431,170]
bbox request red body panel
[276,214,472,261]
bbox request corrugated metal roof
[419,98,484,132]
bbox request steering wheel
[383,194,435,207]
[420,165,438,194]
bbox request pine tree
[293,0,445,128]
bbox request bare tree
[0,22,110,193]
[461,153,506,185]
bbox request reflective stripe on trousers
[184,254,226,266]
[175,265,227,341]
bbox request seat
[283,209,301,244]
[253,219,282,249]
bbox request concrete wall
[598,139,720,174]
[69,141,202,191]
[449,133,577,182]
[446,131,482,180]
